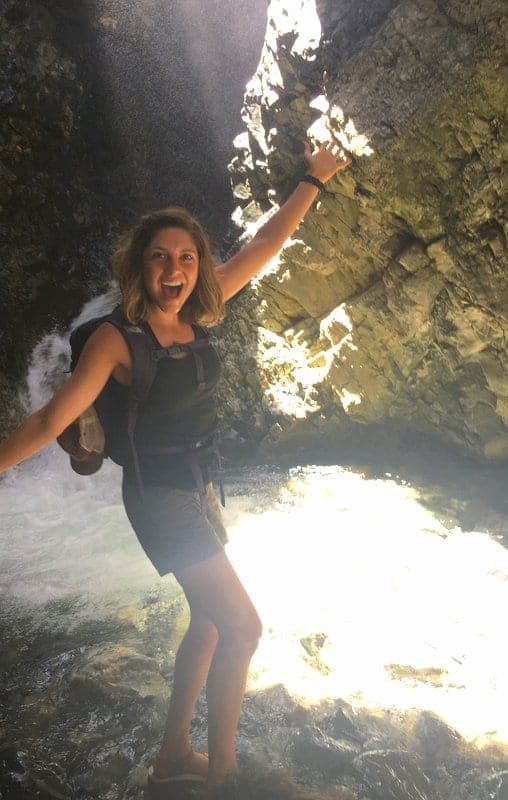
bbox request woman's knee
[187,611,219,648]
[177,552,262,649]
[217,605,263,651]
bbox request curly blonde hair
[111,207,225,326]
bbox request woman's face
[143,226,199,314]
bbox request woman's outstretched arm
[0,323,127,474]
[215,141,351,302]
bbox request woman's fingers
[328,142,350,163]
[337,150,352,169]
[303,139,352,182]
[316,140,351,161]
[329,142,352,168]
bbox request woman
[0,142,351,789]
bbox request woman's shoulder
[81,319,132,367]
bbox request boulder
[69,644,169,704]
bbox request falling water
[0,289,173,617]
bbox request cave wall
[221,0,508,461]
[0,0,118,431]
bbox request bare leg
[205,626,258,781]
[152,609,218,779]
[176,551,262,785]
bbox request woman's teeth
[162,282,183,299]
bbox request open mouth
[162,282,184,300]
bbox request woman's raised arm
[0,323,127,474]
[215,141,351,302]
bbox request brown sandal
[147,750,207,784]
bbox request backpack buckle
[170,344,187,356]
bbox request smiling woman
[112,206,224,329]
[0,141,351,789]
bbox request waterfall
[23,287,120,411]
[0,287,170,615]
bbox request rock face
[222,0,508,461]
[0,0,117,431]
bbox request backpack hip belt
[133,436,225,513]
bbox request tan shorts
[122,478,228,576]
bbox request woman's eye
[181,253,195,262]
[152,251,166,260]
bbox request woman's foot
[149,749,209,783]
[205,744,239,788]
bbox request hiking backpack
[57,306,221,499]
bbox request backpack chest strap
[153,334,219,393]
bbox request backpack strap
[106,314,158,403]
[103,310,159,499]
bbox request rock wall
[0,0,129,433]
[222,0,508,461]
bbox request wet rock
[207,765,356,799]
[0,742,24,775]
[326,707,365,745]
[300,632,332,675]
[69,644,169,704]
[292,726,360,776]
[0,747,73,800]
[240,685,299,766]
[411,712,466,765]
[1,604,506,800]
[28,763,71,800]
[349,708,412,755]
[384,664,449,688]
[484,771,508,800]
[354,748,440,800]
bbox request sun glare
[267,0,322,58]
[225,466,508,747]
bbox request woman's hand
[304,140,352,184]
[215,140,352,301]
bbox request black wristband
[300,173,325,191]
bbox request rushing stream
[1,298,507,799]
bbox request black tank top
[133,324,222,489]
